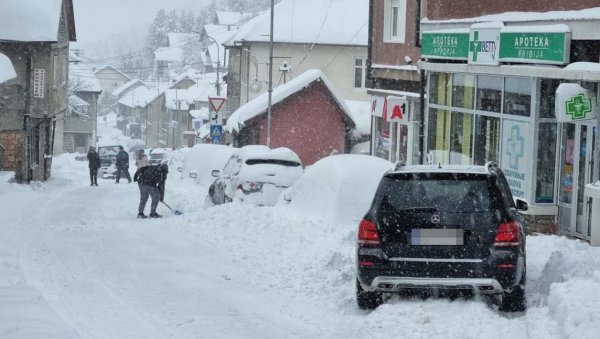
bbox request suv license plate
[411,229,464,246]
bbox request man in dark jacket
[133,164,167,218]
[87,146,101,186]
[115,146,132,183]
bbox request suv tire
[500,269,526,312]
[356,279,382,310]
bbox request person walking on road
[136,149,150,169]
[115,145,132,183]
[133,164,167,218]
[87,146,101,186]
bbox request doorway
[558,123,597,239]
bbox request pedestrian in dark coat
[115,146,132,183]
[87,146,101,186]
[133,164,167,218]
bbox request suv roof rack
[394,161,404,170]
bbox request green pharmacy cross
[469,31,480,62]
[565,93,592,120]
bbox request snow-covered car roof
[278,154,393,224]
[236,145,302,164]
[183,144,235,186]
[150,148,173,155]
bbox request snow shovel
[161,201,183,215]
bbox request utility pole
[266,0,274,147]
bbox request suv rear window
[245,159,301,167]
[376,173,492,213]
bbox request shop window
[473,115,500,165]
[383,0,407,43]
[427,108,450,164]
[504,77,531,116]
[374,116,391,160]
[559,124,576,204]
[449,112,474,164]
[539,79,561,119]
[429,72,452,106]
[451,74,475,109]
[535,123,557,203]
[476,75,502,113]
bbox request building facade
[0,0,76,182]
[367,0,424,165]
[418,0,600,239]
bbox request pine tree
[180,10,195,33]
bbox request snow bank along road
[1,154,600,339]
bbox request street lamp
[205,35,221,96]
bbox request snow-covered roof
[0,53,16,83]
[69,61,102,93]
[226,0,368,46]
[0,0,64,42]
[165,80,226,110]
[216,11,253,26]
[111,79,146,97]
[190,107,210,120]
[204,24,239,67]
[155,47,184,62]
[226,69,354,132]
[168,33,200,47]
[344,100,371,136]
[118,85,166,108]
[93,65,132,81]
[69,94,89,108]
[422,7,600,24]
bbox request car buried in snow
[356,162,529,312]
[208,145,303,206]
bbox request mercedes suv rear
[356,162,528,312]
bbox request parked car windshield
[376,173,492,213]
[245,159,302,167]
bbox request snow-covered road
[1,154,600,338]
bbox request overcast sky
[73,0,209,44]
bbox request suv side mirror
[211,169,220,177]
[515,198,529,212]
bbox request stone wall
[0,130,22,174]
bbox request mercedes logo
[431,213,441,224]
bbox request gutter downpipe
[23,46,33,183]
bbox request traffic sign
[210,124,223,144]
[210,124,223,138]
[208,97,226,112]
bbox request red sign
[208,97,226,112]
[386,97,407,122]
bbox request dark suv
[356,162,528,312]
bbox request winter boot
[149,212,162,218]
[137,212,147,219]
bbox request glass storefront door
[558,123,597,239]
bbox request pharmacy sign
[556,83,597,122]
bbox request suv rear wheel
[356,279,382,310]
[500,270,526,312]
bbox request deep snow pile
[1,153,600,338]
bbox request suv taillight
[494,221,520,246]
[358,219,380,245]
